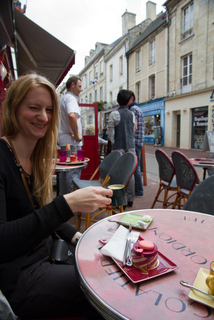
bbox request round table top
[190,158,214,168]
[76,209,214,320]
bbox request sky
[22,0,165,81]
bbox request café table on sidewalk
[189,158,214,180]
[76,209,214,320]
[54,159,89,196]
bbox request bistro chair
[77,151,138,230]
[171,151,200,209]
[151,149,177,209]
[73,150,122,191]
[207,153,214,176]
[183,175,214,215]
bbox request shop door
[176,114,180,148]
[79,103,99,179]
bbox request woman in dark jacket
[0,73,112,319]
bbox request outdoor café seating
[183,174,214,215]
[73,150,122,190]
[151,149,177,209]
[171,151,200,209]
[76,151,137,230]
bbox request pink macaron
[138,240,154,251]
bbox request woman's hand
[64,186,113,213]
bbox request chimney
[146,1,156,21]
[122,10,136,35]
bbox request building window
[182,2,193,39]
[110,91,112,102]
[84,74,87,89]
[89,70,92,85]
[88,114,93,125]
[149,76,155,99]
[100,60,104,75]
[119,55,123,75]
[94,64,98,79]
[136,82,141,104]
[181,53,192,93]
[150,40,156,65]
[136,51,141,72]
[95,89,97,101]
[110,64,113,82]
[100,86,103,101]
[89,93,92,103]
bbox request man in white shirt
[58,76,83,194]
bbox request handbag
[6,137,76,265]
[51,238,75,265]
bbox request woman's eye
[46,108,53,113]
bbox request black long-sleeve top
[0,139,77,293]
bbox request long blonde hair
[2,73,59,207]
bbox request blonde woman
[0,73,112,319]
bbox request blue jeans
[134,144,144,196]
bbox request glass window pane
[81,107,95,135]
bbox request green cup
[108,184,125,207]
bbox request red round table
[189,158,214,180]
[76,209,214,320]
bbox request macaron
[142,215,152,222]
[138,240,154,251]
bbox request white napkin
[100,225,140,262]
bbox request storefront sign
[202,131,214,153]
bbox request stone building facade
[164,0,214,149]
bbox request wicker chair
[151,149,177,209]
[76,151,138,230]
[171,151,200,209]
[183,174,214,215]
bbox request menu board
[202,131,214,153]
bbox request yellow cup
[206,261,214,295]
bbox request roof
[126,12,167,54]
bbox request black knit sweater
[0,139,76,293]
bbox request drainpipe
[127,53,129,89]
[165,7,169,96]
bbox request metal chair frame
[151,149,177,209]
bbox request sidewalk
[67,145,209,232]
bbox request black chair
[73,150,122,191]
[183,175,214,215]
[77,151,138,229]
[171,151,200,209]
[207,154,214,176]
[151,149,177,209]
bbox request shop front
[139,98,165,146]
[192,106,208,149]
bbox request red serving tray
[99,237,179,284]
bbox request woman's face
[16,86,53,141]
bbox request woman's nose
[38,109,48,122]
